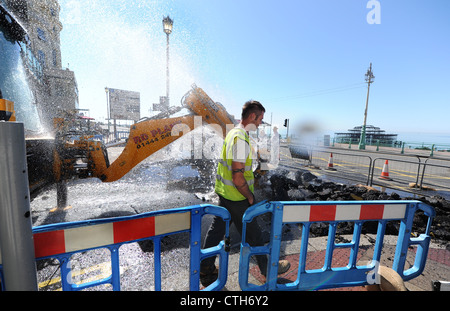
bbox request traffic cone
[379,160,392,180]
[326,153,336,171]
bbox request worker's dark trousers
[201,194,268,276]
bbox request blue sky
[59,0,450,138]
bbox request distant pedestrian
[270,126,280,167]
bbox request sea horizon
[395,131,450,146]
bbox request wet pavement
[31,145,213,291]
[30,145,449,291]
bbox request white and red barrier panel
[0,205,231,291]
[282,203,406,223]
[33,212,191,258]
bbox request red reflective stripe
[34,230,66,258]
[113,217,155,244]
[360,204,385,220]
[310,205,337,222]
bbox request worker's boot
[200,266,219,288]
[277,260,290,275]
[261,260,291,277]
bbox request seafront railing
[288,143,450,198]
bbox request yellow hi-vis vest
[215,128,255,201]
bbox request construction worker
[200,100,290,287]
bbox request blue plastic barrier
[239,200,435,291]
[0,204,231,291]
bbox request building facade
[4,0,78,131]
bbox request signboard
[108,88,140,121]
[152,96,169,112]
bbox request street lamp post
[105,87,110,135]
[358,63,375,150]
[163,16,173,108]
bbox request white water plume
[58,0,225,121]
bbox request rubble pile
[258,169,450,245]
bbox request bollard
[0,122,38,291]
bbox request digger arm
[94,85,236,182]
[97,115,195,182]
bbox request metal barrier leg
[198,205,231,291]
[189,207,202,291]
[60,256,72,291]
[0,122,38,291]
[154,237,162,291]
[110,246,121,291]
[393,202,435,281]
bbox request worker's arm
[231,161,255,205]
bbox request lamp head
[163,16,173,35]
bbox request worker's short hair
[242,100,265,120]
